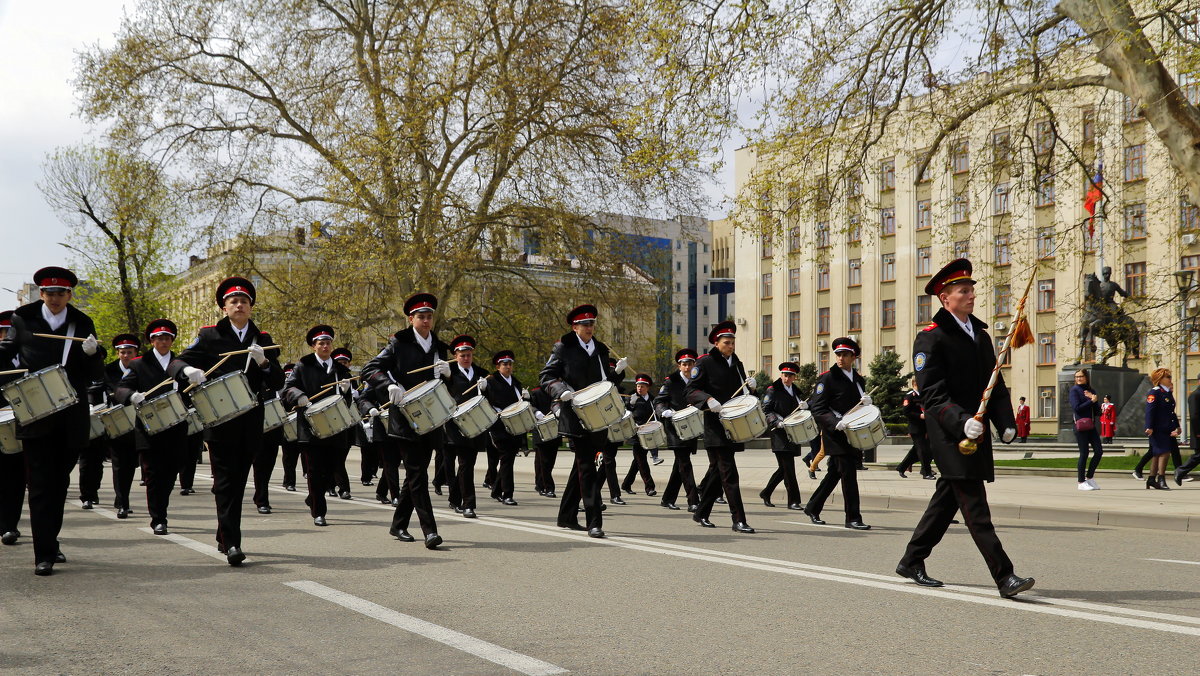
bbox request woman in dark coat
[1144,368,1180,490]
[1069,369,1103,491]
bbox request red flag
[1083,161,1104,237]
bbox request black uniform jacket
[282,353,353,445]
[0,301,105,444]
[1145,385,1180,454]
[485,371,527,450]
[903,389,924,436]
[115,351,189,450]
[809,367,866,457]
[684,347,748,450]
[444,362,489,449]
[361,327,449,441]
[354,385,385,444]
[627,392,653,425]
[171,317,284,444]
[539,331,621,438]
[528,385,562,449]
[913,307,1016,482]
[762,379,803,455]
[653,371,697,452]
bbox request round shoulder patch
[1147,394,1156,403]
[914,352,927,372]
[815,383,825,395]
[690,366,700,379]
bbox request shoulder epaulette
[922,322,938,332]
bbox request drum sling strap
[60,322,76,367]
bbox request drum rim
[573,380,615,404]
[843,404,882,426]
[782,409,814,424]
[403,379,442,400]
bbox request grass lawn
[994,454,1194,469]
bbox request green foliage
[753,370,771,392]
[793,362,819,399]
[864,351,909,424]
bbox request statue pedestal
[1056,365,1148,442]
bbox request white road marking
[778,519,854,530]
[137,528,228,562]
[284,580,568,676]
[1145,558,1200,566]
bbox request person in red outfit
[1099,395,1116,443]
[1015,396,1031,443]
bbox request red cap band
[39,278,73,289]
[222,285,250,299]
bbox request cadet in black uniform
[277,362,302,492]
[600,356,626,504]
[361,292,449,549]
[621,373,657,496]
[0,310,27,546]
[529,385,561,497]
[485,349,527,505]
[685,320,754,533]
[0,267,106,575]
[806,337,871,530]
[897,377,934,479]
[655,348,699,511]
[330,347,356,500]
[443,335,488,517]
[115,319,189,535]
[170,276,285,566]
[895,259,1033,598]
[103,333,142,518]
[540,304,627,538]
[760,362,805,510]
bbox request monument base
[1056,365,1148,443]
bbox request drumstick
[462,381,480,395]
[218,345,282,357]
[32,333,86,342]
[309,377,360,402]
[361,400,393,422]
[142,377,175,398]
[0,369,28,376]
[406,363,439,374]
[182,355,236,393]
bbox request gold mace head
[958,438,978,455]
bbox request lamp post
[1174,269,1195,438]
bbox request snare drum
[137,391,189,435]
[0,409,20,454]
[636,420,667,450]
[305,395,357,439]
[0,365,78,425]
[192,372,257,428]
[185,408,204,436]
[262,398,287,433]
[88,408,107,440]
[499,400,536,435]
[607,410,637,442]
[99,405,137,438]
[571,381,624,431]
[281,411,300,442]
[670,405,704,441]
[534,411,559,443]
[718,395,767,443]
[400,379,455,435]
[842,404,887,451]
[452,394,498,439]
[781,409,819,445]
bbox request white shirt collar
[41,304,67,331]
[577,335,595,355]
[154,349,171,370]
[415,330,433,353]
[782,383,794,396]
[459,363,474,380]
[501,373,514,387]
[841,368,864,395]
[119,362,131,376]
[230,321,249,342]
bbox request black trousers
[333,442,352,494]
[252,431,280,508]
[390,436,438,536]
[622,444,656,492]
[482,445,500,487]
[1177,444,1200,477]
[806,454,861,523]
[694,446,746,524]
[109,433,138,510]
[432,444,448,488]
[280,440,301,487]
[762,451,801,505]
[557,432,606,529]
[898,434,933,477]
[446,444,479,509]
[374,441,401,502]
[23,436,79,564]
[144,426,186,527]
[900,478,1015,584]
[360,443,378,483]
[802,437,822,465]
[178,434,202,491]
[1136,442,1183,473]
[207,436,259,550]
[533,442,559,493]
[600,442,621,499]
[0,450,26,534]
[1074,427,1104,482]
[77,437,106,503]
[661,447,698,506]
[490,442,519,500]
[301,442,339,518]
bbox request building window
[881,208,896,236]
[1124,144,1145,182]
[1036,227,1055,258]
[996,336,1011,365]
[817,307,830,335]
[991,129,1011,165]
[1123,96,1144,123]
[951,139,969,174]
[1125,262,1147,297]
[1035,174,1055,207]
[954,239,970,259]
[761,234,773,258]
[1181,72,1200,106]
[1034,119,1055,155]
[848,215,861,242]
[846,173,862,197]
[881,253,896,282]
[817,264,830,291]
[1123,203,1147,240]
[917,200,932,230]
[916,295,932,323]
[1083,226,1098,253]
[761,272,773,298]
[952,193,969,223]
[848,303,862,331]
[995,284,1012,315]
[676,261,682,271]
[848,258,862,286]
[916,247,931,276]
[994,234,1011,266]
[675,324,681,335]
[788,225,802,252]
[915,148,932,183]
[762,314,773,339]
[1037,333,1056,365]
[1038,386,1057,417]
[993,183,1010,215]
[1181,196,1200,232]
[1081,107,1095,143]
[880,158,896,192]
[762,355,772,375]
[819,350,829,372]
[1037,279,1055,311]
[788,311,802,337]
[788,267,802,295]
[1182,254,1200,272]
[816,221,831,248]
[881,299,896,328]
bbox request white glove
[560,389,575,403]
[247,343,268,366]
[662,408,675,418]
[614,357,628,373]
[798,400,809,411]
[1001,427,1017,444]
[129,392,146,406]
[835,419,849,431]
[859,394,872,406]
[368,407,380,418]
[475,377,488,393]
[964,417,984,439]
[81,334,99,356]
[744,376,756,391]
[338,380,351,393]
[297,395,311,408]
[706,398,722,413]
[521,388,530,401]
[388,384,406,406]
[535,410,545,421]
[183,366,206,385]
[433,359,451,378]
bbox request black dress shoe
[661,501,680,510]
[545,491,556,498]
[845,521,871,530]
[433,485,443,496]
[922,474,937,480]
[424,533,443,549]
[314,516,328,526]
[226,546,246,566]
[116,508,129,519]
[180,488,193,495]
[257,505,271,514]
[34,561,53,576]
[217,543,227,554]
[339,491,352,500]
[558,522,587,531]
[611,497,627,505]
[803,508,825,525]
[715,496,726,504]
[380,497,391,504]
[588,527,605,538]
[998,574,1035,598]
[1175,471,1185,487]
[362,480,375,486]
[732,522,756,533]
[284,485,296,492]
[761,494,775,508]
[501,497,518,506]
[152,524,168,536]
[897,469,908,478]
[392,528,415,542]
[687,504,698,513]
[646,489,657,497]
[694,517,716,528]
[787,503,803,510]
[54,551,66,564]
[482,482,493,490]
[621,485,636,495]
[1,531,18,545]
[895,563,944,587]
[463,508,477,518]
[453,505,463,514]
[807,470,817,479]
[327,489,337,497]
[81,500,93,510]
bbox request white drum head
[402,379,440,402]
[720,395,759,417]
[573,381,615,405]
[843,404,881,428]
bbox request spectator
[1099,394,1116,443]
[1144,368,1180,490]
[1069,369,1103,491]
[1015,396,1031,443]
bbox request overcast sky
[0,1,745,307]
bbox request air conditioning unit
[993,321,1007,331]
[1039,390,1052,398]
[789,341,798,349]
[816,339,827,348]
[1038,281,1053,291]
[736,318,747,326]
[1039,336,1052,345]
[1185,234,1198,246]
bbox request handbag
[1074,417,1095,432]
